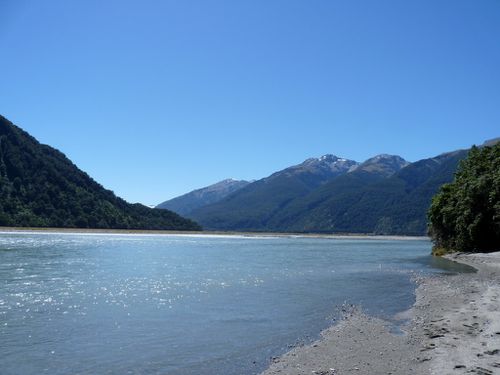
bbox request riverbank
[261,252,500,375]
[0,226,426,240]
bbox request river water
[0,233,469,374]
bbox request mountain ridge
[185,154,411,232]
[182,154,360,231]
[181,149,476,235]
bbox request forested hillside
[0,115,201,230]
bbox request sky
[1,0,499,205]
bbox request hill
[0,115,201,231]
[156,179,250,216]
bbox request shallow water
[0,233,466,374]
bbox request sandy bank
[0,227,426,241]
[261,252,500,375]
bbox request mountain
[278,150,468,235]
[265,154,410,231]
[156,178,250,216]
[0,115,201,230]
[189,149,469,235]
[188,155,358,231]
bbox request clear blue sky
[1,0,499,205]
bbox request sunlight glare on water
[0,233,465,375]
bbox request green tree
[428,143,500,253]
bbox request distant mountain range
[158,147,485,235]
[159,155,358,230]
[0,115,200,231]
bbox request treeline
[0,115,201,231]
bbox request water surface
[0,233,463,374]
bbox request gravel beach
[261,252,500,375]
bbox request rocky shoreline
[261,252,500,375]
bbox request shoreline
[0,226,427,241]
[261,251,500,375]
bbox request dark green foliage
[429,144,500,253]
[0,115,201,231]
